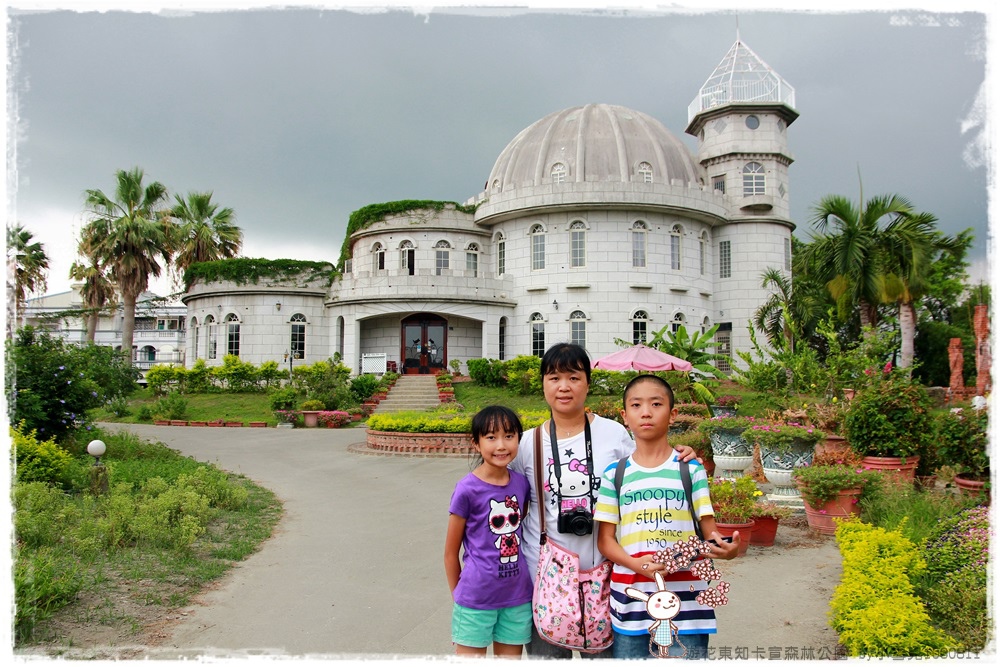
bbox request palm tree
[7,223,50,322]
[803,192,925,331]
[753,266,827,354]
[69,248,118,344]
[83,167,172,359]
[169,191,242,283]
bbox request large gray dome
[487,104,701,191]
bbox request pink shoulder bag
[531,425,614,653]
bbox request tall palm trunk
[898,300,917,369]
[86,309,98,343]
[859,299,878,333]
[121,292,137,361]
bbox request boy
[594,374,741,659]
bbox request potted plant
[668,413,704,435]
[804,401,850,457]
[748,501,793,547]
[670,428,714,479]
[842,372,934,481]
[299,399,326,427]
[744,422,824,499]
[935,407,989,500]
[792,464,882,535]
[697,415,757,479]
[707,475,761,555]
[709,394,740,417]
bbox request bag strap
[613,454,703,541]
[533,425,548,546]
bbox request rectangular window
[193,326,199,361]
[532,322,545,358]
[227,323,240,357]
[712,175,726,194]
[291,325,305,360]
[498,321,506,361]
[208,325,217,360]
[633,321,647,345]
[571,230,586,267]
[435,250,450,276]
[532,235,545,270]
[497,240,506,276]
[632,231,646,268]
[466,252,478,278]
[743,172,765,196]
[670,235,681,271]
[571,321,586,348]
[344,259,352,274]
[715,323,733,374]
[699,238,706,275]
[784,237,791,271]
[374,251,385,272]
[720,240,731,279]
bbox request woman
[510,343,697,659]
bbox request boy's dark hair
[471,405,524,444]
[540,343,592,386]
[622,374,675,411]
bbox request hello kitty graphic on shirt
[546,457,593,513]
[488,495,522,563]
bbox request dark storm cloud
[6,4,991,295]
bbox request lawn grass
[91,389,283,425]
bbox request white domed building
[183,39,798,376]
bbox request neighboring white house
[25,39,798,378]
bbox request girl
[444,405,532,658]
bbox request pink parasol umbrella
[591,344,693,372]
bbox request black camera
[557,506,594,536]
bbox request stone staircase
[372,375,442,413]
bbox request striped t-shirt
[593,454,717,636]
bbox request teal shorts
[451,601,532,648]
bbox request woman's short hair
[540,343,592,385]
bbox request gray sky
[5,1,994,299]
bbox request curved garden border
[362,429,473,457]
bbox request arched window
[466,243,480,278]
[699,231,709,276]
[530,224,545,271]
[743,162,765,196]
[400,240,415,276]
[551,162,567,184]
[205,314,217,360]
[531,312,545,357]
[632,310,649,345]
[372,243,385,273]
[492,179,501,192]
[496,233,506,276]
[702,316,712,335]
[226,313,241,357]
[670,225,683,271]
[498,316,508,361]
[570,310,587,349]
[290,313,306,360]
[637,161,653,183]
[632,221,647,268]
[191,317,199,361]
[435,240,451,276]
[671,312,686,334]
[569,221,587,268]
[140,345,156,362]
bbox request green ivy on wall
[184,258,336,291]
[337,200,480,268]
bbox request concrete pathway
[95,423,842,660]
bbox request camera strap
[548,415,596,512]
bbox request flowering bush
[792,464,882,506]
[713,394,740,408]
[676,402,711,416]
[843,374,933,458]
[696,415,756,434]
[317,411,351,428]
[708,476,762,523]
[744,421,825,452]
[748,500,793,520]
[274,410,299,425]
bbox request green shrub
[299,399,326,411]
[933,408,989,479]
[589,370,636,397]
[135,404,154,422]
[844,374,934,458]
[145,364,180,396]
[153,391,189,421]
[350,374,381,402]
[257,360,283,389]
[466,358,506,387]
[212,355,260,392]
[922,568,990,653]
[11,423,79,489]
[269,387,300,411]
[14,545,84,643]
[108,396,132,417]
[505,355,541,395]
[367,411,546,433]
[832,522,953,657]
[13,481,74,548]
[186,358,215,393]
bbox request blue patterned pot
[761,438,815,498]
[709,428,753,479]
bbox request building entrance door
[401,315,447,374]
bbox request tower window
[531,313,545,357]
[745,115,760,130]
[551,163,567,184]
[466,243,479,278]
[632,221,647,268]
[570,221,587,268]
[632,310,649,345]
[700,232,709,276]
[290,313,306,360]
[226,313,241,358]
[530,224,545,271]
[712,175,726,194]
[743,162,765,196]
[720,240,732,279]
[435,240,451,276]
[496,233,506,276]
[637,162,653,183]
[400,241,415,276]
[372,243,385,273]
[670,225,683,271]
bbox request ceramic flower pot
[749,516,780,546]
[801,488,862,535]
[714,520,753,556]
[861,456,919,483]
[709,428,753,479]
[761,439,814,499]
[954,474,990,503]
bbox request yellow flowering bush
[708,475,762,523]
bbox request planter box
[249,421,267,428]
[170,420,189,426]
[189,421,207,427]
[206,421,225,427]
[154,420,170,426]
[225,421,244,427]
[366,429,474,456]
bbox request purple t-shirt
[449,471,533,610]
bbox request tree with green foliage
[83,167,173,358]
[169,191,243,286]
[70,225,118,343]
[7,224,50,323]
